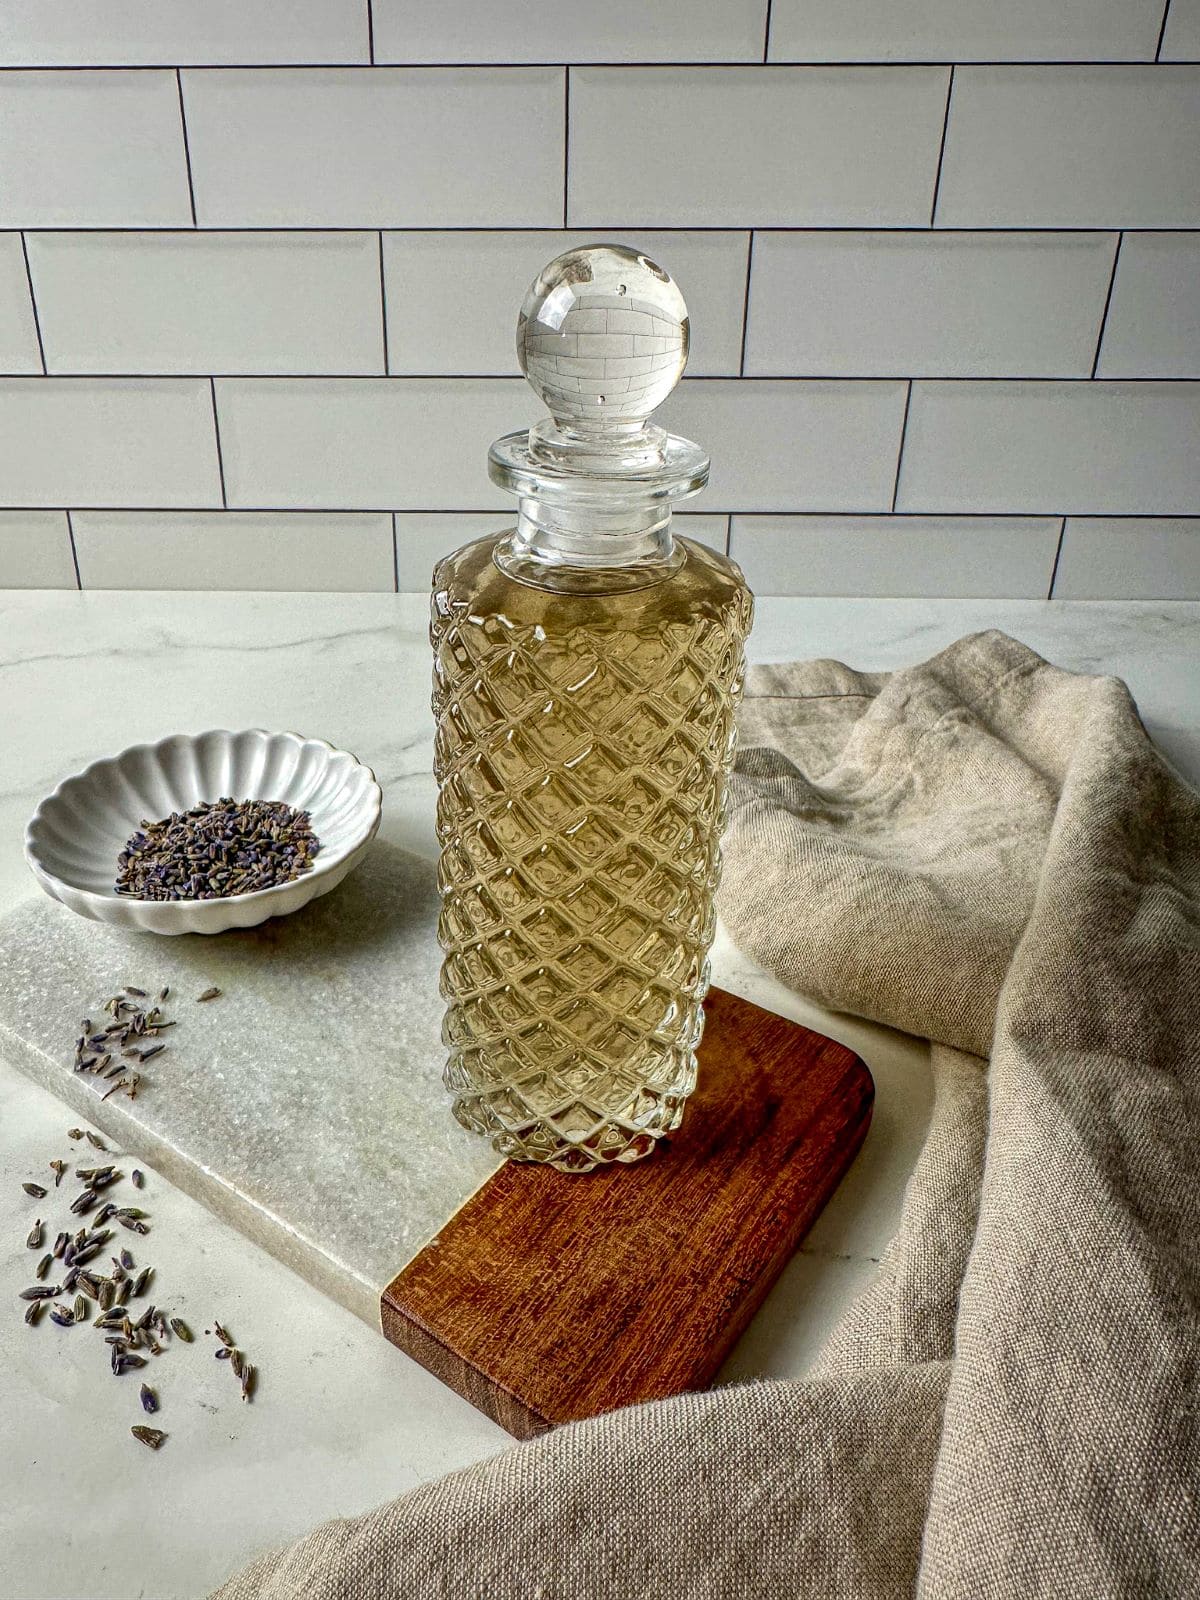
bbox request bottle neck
[493,497,685,593]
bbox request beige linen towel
[214,631,1200,1599]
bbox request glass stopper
[517,244,689,436]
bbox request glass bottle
[430,244,753,1172]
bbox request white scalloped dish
[25,730,383,935]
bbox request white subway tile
[0,379,221,507]
[72,511,394,590]
[182,68,563,227]
[1096,234,1200,378]
[382,231,747,375]
[217,376,881,515]
[0,71,191,227]
[659,379,908,511]
[1054,517,1200,598]
[394,510,726,588]
[27,232,384,375]
[667,514,729,554]
[898,381,1200,514]
[216,379,543,509]
[569,67,949,227]
[747,232,1115,377]
[0,1,368,66]
[1161,0,1200,60]
[375,0,765,62]
[0,235,41,373]
[396,513,503,589]
[937,66,1200,228]
[0,511,76,587]
[729,513,1060,596]
[769,0,1164,62]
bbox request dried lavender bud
[115,798,319,902]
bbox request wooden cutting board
[382,985,873,1438]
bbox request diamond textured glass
[431,244,753,1171]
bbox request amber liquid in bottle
[431,243,753,1169]
[433,535,751,1170]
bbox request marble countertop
[2,591,1197,1600]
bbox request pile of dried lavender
[115,797,319,901]
[18,982,257,1450]
[71,985,176,1105]
[70,983,222,1106]
[18,1125,257,1450]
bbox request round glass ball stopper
[516,244,689,437]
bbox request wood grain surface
[381,986,874,1439]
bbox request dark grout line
[1047,516,1067,597]
[175,69,198,227]
[391,511,399,591]
[18,232,47,374]
[366,0,375,65]
[1,372,1196,383]
[890,381,913,512]
[3,224,1193,236]
[762,0,773,64]
[25,507,1182,520]
[929,66,955,227]
[738,231,755,375]
[1156,0,1173,60]
[0,59,1195,70]
[377,231,390,374]
[64,509,82,589]
[208,377,228,506]
[562,67,571,228]
[1091,233,1123,378]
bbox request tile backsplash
[0,3,1195,597]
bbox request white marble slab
[0,841,500,1325]
[0,591,1196,1600]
